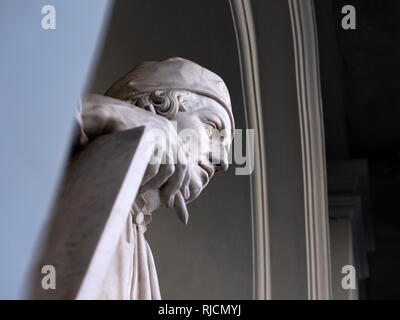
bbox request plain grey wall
[89,0,253,299]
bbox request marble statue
[77,57,235,299]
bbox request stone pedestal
[30,127,153,299]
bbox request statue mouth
[198,162,215,184]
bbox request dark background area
[316,0,400,299]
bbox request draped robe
[98,206,161,300]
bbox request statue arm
[78,94,155,141]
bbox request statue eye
[204,121,217,137]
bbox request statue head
[105,57,235,203]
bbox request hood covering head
[105,57,234,134]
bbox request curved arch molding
[229,0,271,300]
[230,0,332,300]
[288,0,332,299]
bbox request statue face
[104,58,234,210]
[172,93,232,202]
